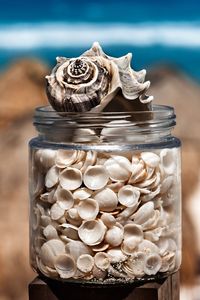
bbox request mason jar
[29,105,181,283]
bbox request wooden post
[29,272,179,300]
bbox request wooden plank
[29,272,180,300]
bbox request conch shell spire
[46,42,153,112]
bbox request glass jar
[29,105,181,283]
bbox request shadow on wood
[29,272,179,300]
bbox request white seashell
[143,253,162,275]
[77,198,99,220]
[80,151,97,173]
[107,248,127,263]
[50,203,65,220]
[100,213,116,228]
[40,215,52,227]
[59,167,82,191]
[83,165,109,190]
[45,166,59,188]
[54,185,74,210]
[36,257,58,278]
[78,220,106,246]
[121,237,141,255]
[35,149,57,170]
[141,186,160,202]
[65,207,82,226]
[94,188,118,212]
[123,224,143,240]
[107,181,124,192]
[129,159,145,183]
[40,239,65,268]
[141,209,160,231]
[65,240,92,261]
[105,225,124,247]
[54,254,76,279]
[46,42,152,113]
[71,161,84,170]
[118,185,140,207]
[31,168,44,197]
[160,148,176,175]
[77,254,94,273]
[144,227,163,242]
[92,242,109,252]
[160,175,174,194]
[94,252,110,271]
[43,225,58,240]
[73,188,92,200]
[40,188,57,204]
[125,252,146,277]
[56,150,78,168]
[59,223,79,240]
[160,251,175,272]
[155,238,169,256]
[92,265,107,279]
[117,204,140,221]
[132,201,155,224]
[138,240,160,254]
[129,168,146,184]
[141,152,160,168]
[104,155,132,181]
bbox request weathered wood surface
[29,272,179,300]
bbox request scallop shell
[65,240,92,261]
[94,252,110,271]
[40,239,65,268]
[105,224,124,247]
[104,156,132,181]
[83,165,109,190]
[46,42,153,113]
[118,185,140,207]
[54,254,76,279]
[94,188,118,212]
[78,220,106,246]
[59,167,82,190]
[77,254,94,273]
[55,150,78,168]
[77,198,99,220]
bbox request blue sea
[0,0,200,81]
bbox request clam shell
[40,189,57,204]
[54,185,74,210]
[65,240,92,261]
[73,188,92,200]
[100,213,116,228]
[35,149,57,170]
[77,198,99,220]
[107,248,127,263]
[92,242,109,252]
[40,215,52,227]
[59,224,79,240]
[118,185,140,207]
[94,188,118,212]
[160,175,174,194]
[141,152,160,168]
[138,240,160,254]
[50,203,65,221]
[65,208,82,226]
[54,254,76,279]
[40,239,65,268]
[36,257,58,278]
[160,148,176,175]
[117,204,140,221]
[83,165,109,190]
[78,220,106,246]
[107,181,124,192]
[45,166,59,188]
[105,224,124,247]
[43,225,58,240]
[77,254,94,273]
[92,265,107,279]
[123,224,143,240]
[143,253,162,275]
[59,167,82,191]
[121,237,141,255]
[132,201,155,224]
[56,150,78,168]
[104,155,132,181]
[124,252,146,277]
[80,151,97,173]
[94,252,110,271]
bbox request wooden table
[29,272,179,300]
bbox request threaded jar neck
[33,105,176,144]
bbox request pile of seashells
[30,147,181,281]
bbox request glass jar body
[29,106,181,283]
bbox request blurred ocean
[0,0,200,81]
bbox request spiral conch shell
[46,42,153,112]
